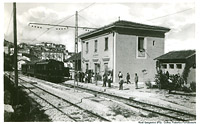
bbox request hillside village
[4,39,75,70]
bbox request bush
[155,72,186,92]
[155,73,169,89]
[169,74,185,91]
[190,82,196,92]
[182,86,192,93]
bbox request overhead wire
[5,9,13,37]
[146,7,194,21]
[30,3,96,42]
[78,2,95,13]
[78,14,99,28]
[30,14,75,42]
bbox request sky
[4,2,196,52]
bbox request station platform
[64,80,196,115]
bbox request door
[94,63,100,73]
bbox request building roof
[155,50,196,60]
[66,52,81,61]
[22,53,40,62]
[79,20,170,39]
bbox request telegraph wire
[55,14,75,25]
[146,7,194,21]
[31,28,52,43]
[78,2,95,13]
[30,3,96,42]
[30,14,75,42]
[78,14,99,28]
[6,9,13,37]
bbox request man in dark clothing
[88,72,91,83]
[81,72,85,82]
[79,71,82,82]
[135,73,139,89]
[119,79,124,90]
[126,73,131,84]
[107,73,112,88]
[103,72,107,87]
[118,71,123,81]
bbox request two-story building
[79,20,170,83]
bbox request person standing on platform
[81,72,85,82]
[103,72,107,87]
[91,72,95,83]
[95,73,98,86]
[126,73,131,84]
[118,71,123,81]
[79,71,82,82]
[134,73,139,89]
[119,78,124,90]
[88,72,91,83]
[85,72,88,83]
[108,73,112,88]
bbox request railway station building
[79,20,170,83]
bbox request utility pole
[74,11,78,92]
[13,2,18,88]
[13,2,18,105]
[75,11,78,87]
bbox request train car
[21,64,27,74]
[34,59,65,83]
[21,59,69,83]
[64,67,70,78]
[26,62,35,76]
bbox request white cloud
[4,2,195,52]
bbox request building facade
[80,20,170,83]
[41,51,64,62]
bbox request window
[169,64,174,69]
[176,64,182,69]
[104,63,108,72]
[86,42,89,53]
[162,64,167,69]
[105,37,108,51]
[86,63,88,71]
[137,37,146,57]
[94,40,98,52]
[153,40,155,46]
[94,63,100,73]
[138,37,145,51]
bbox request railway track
[5,72,196,121]
[62,83,196,121]
[5,73,110,122]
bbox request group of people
[118,71,139,90]
[102,72,113,87]
[75,71,99,85]
[75,70,139,90]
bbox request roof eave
[79,25,170,40]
